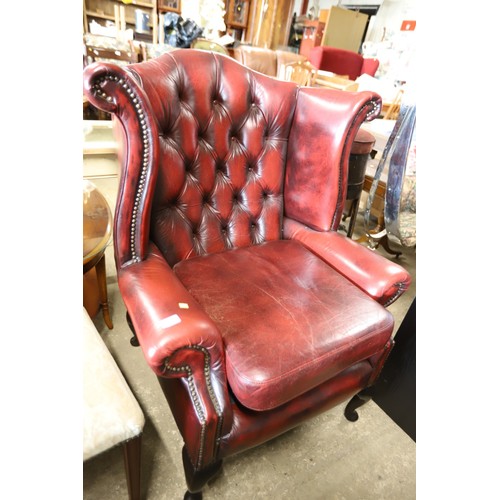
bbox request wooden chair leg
[346,198,361,238]
[95,254,113,329]
[123,434,142,500]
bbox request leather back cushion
[232,46,278,77]
[128,51,299,266]
[309,46,363,81]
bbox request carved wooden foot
[183,491,203,500]
[344,387,374,422]
[126,311,140,346]
[378,234,402,258]
[182,446,222,498]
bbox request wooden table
[83,180,113,329]
[313,70,359,91]
[356,174,401,257]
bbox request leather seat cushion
[173,239,394,411]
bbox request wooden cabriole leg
[377,234,402,258]
[344,387,375,422]
[122,434,142,500]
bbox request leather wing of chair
[83,49,411,498]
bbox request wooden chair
[84,44,140,67]
[383,89,404,120]
[281,60,317,86]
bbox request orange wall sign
[401,20,416,31]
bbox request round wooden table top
[83,180,112,270]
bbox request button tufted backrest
[83,50,382,268]
[127,50,299,266]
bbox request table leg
[95,253,113,329]
[346,197,360,238]
[123,434,142,500]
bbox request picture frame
[158,0,182,14]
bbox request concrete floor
[83,157,416,500]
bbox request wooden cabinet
[84,0,119,26]
[157,0,181,14]
[84,0,157,42]
[224,0,251,41]
[226,0,251,29]
[299,20,324,58]
[246,0,294,49]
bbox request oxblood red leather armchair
[83,49,410,499]
[309,46,379,80]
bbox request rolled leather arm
[118,243,233,468]
[283,217,411,307]
[118,242,231,398]
[118,244,223,372]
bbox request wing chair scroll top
[83,50,411,499]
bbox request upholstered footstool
[83,308,145,500]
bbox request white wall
[292,0,302,15]
[182,0,202,25]
[365,0,416,44]
[363,0,416,83]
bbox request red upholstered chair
[309,46,379,80]
[361,57,380,77]
[83,50,411,499]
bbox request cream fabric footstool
[83,307,145,500]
